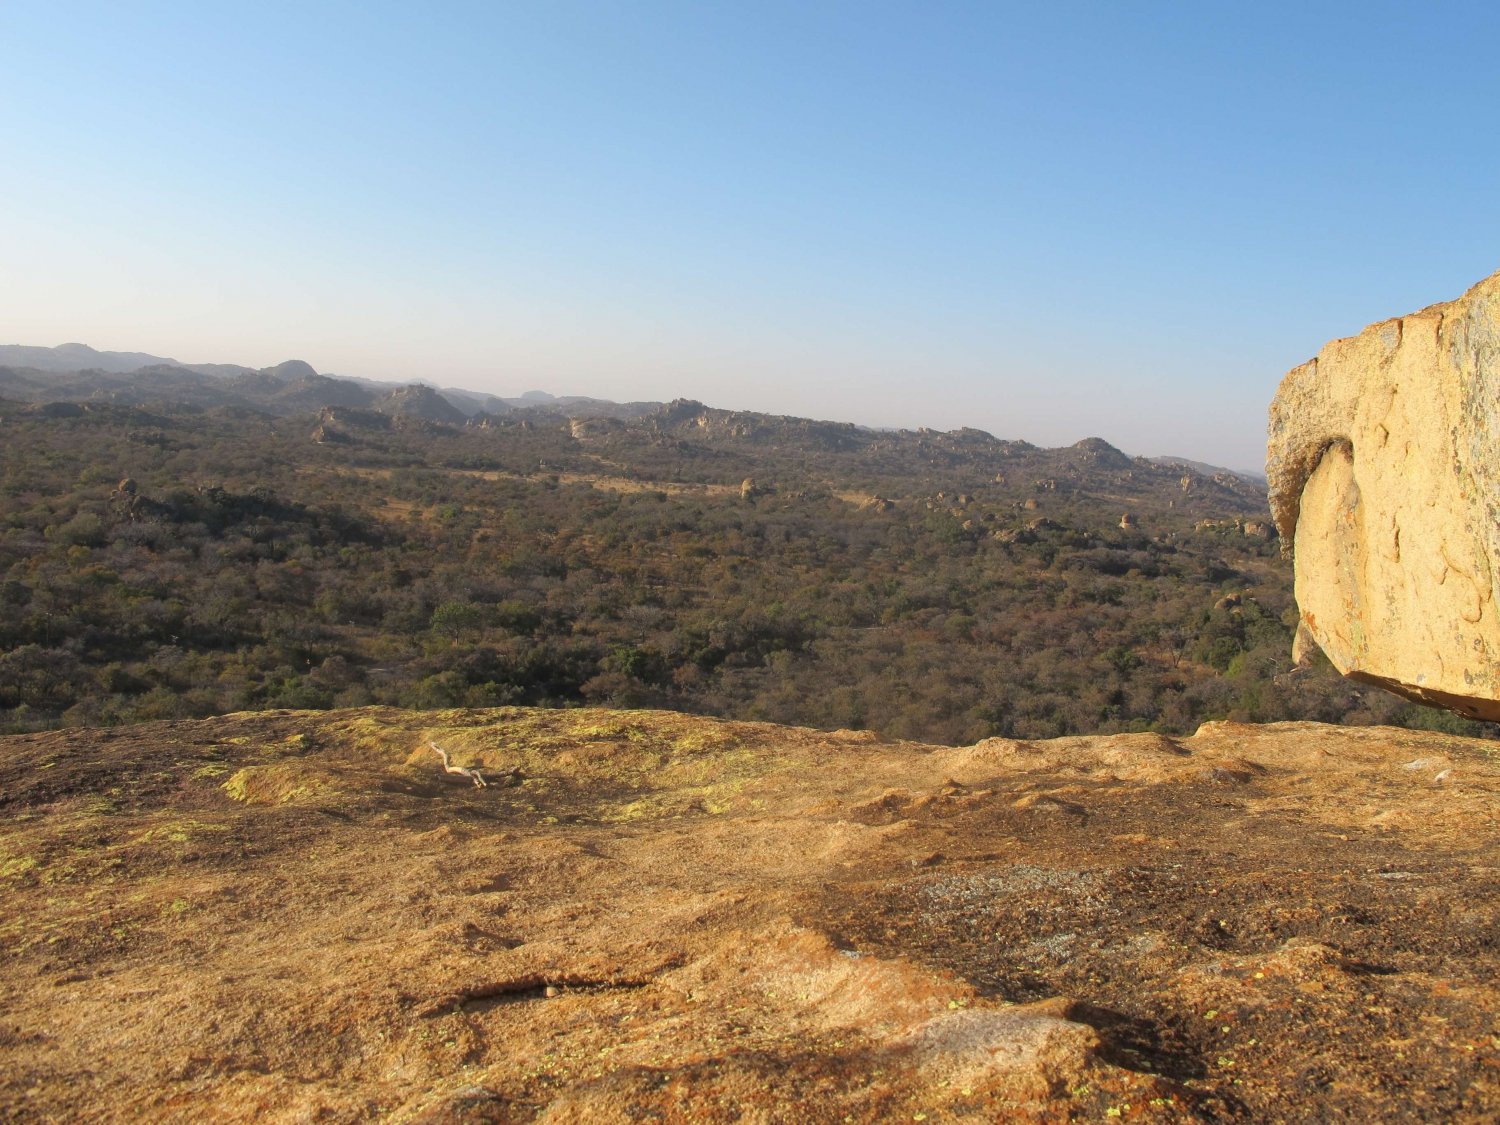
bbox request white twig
[430,741,488,788]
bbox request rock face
[1268,269,1500,719]
[2,706,1498,1122]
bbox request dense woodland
[1,384,1490,743]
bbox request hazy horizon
[3,336,1282,471]
[5,2,1499,472]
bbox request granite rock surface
[1268,269,1500,718]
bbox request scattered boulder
[991,527,1031,544]
[1267,268,1500,719]
[109,477,146,520]
[310,421,349,444]
[569,416,624,440]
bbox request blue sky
[3,2,1498,471]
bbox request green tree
[430,601,483,645]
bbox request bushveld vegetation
[0,394,1487,742]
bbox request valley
[1,373,1464,747]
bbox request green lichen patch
[222,763,333,806]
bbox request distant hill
[0,341,1253,476]
[0,342,661,423]
[0,342,189,374]
[613,399,1267,514]
[372,383,470,425]
[1151,454,1266,484]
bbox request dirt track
[1,707,1496,1121]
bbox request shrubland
[0,395,1485,741]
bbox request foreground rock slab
[1,707,1497,1122]
[1267,268,1500,718]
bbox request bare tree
[429,742,487,787]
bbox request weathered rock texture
[2,706,1497,1121]
[1268,269,1500,718]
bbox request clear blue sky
[4,1,1498,471]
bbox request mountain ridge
[0,342,1257,476]
[6,373,1440,749]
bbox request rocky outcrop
[1268,269,1500,719]
[1242,519,1272,539]
[373,383,467,425]
[1068,436,1134,470]
[261,359,319,382]
[274,372,376,412]
[2,707,1497,1121]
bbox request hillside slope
[1,707,1495,1121]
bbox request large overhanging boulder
[1267,269,1500,720]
